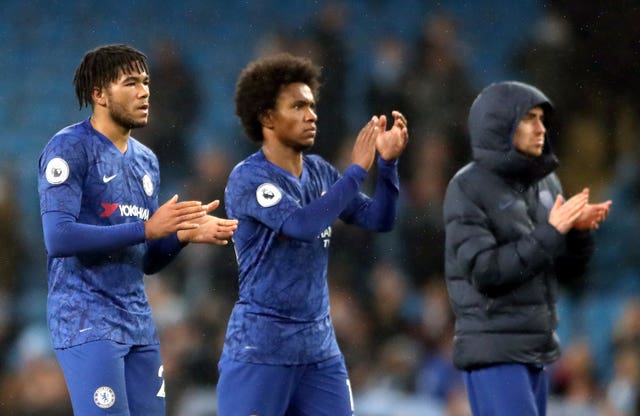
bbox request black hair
[234,53,321,142]
[73,44,148,109]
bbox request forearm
[469,223,565,292]
[281,164,366,242]
[144,234,186,274]
[352,157,399,231]
[42,211,145,257]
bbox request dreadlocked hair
[73,44,148,109]
[234,53,321,143]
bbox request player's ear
[92,86,107,107]
[259,110,274,130]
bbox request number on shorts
[157,365,166,398]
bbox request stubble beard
[295,142,314,152]
[107,92,147,130]
[110,105,147,130]
[292,134,315,152]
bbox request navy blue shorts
[463,363,549,416]
[55,340,165,415]
[217,354,354,416]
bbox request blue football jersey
[38,119,160,348]
[223,150,358,365]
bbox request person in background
[443,80,611,416]
[218,53,408,415]
[37,44,237,415]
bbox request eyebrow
[293,98,314,107]
[119,73,149,83]
[524,109,543,118]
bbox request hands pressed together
[145,195,238,245]
[177,200,238,245]
[351,110,409,171]
[548,188,612,234]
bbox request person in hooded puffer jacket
[443,81,612,416]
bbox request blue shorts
[463,363,549,416]
[217,354,354,416]
[55,340,165,416]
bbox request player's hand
[573,200,612,230]
[376,111,409,161]
[548,188,589,234]
[351,116,379,172]
[177,200,239,245]
[144,194,207,240]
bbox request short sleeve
[38,134,87,218]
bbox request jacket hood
[468,81,558,185]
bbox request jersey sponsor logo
[100,203,119,217]
[142,174,154,196]
[256,183,282,207]
[45,157,69,185]
[119,204,150,220]
[102,174,118,183]
[93,386,116,409]
[99,202,149,220]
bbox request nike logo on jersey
[79,327,93,333]
[103,174,117,183]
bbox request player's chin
[296,140,314,152]
[527,147,544,157]
[130,119,148,129]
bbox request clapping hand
[177,200,238,245]
[548,188,612,233]
[375,110,409,161]
[548,189,589,234]
[145,194,207,239]
[351,116,381,172]
[573,199,612,230]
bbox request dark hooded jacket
[443,81,594,370]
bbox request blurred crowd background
[1,1,640,415]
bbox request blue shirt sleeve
[340,157,399,231]
[43,210,186,274]
[42,210,145,257]
[280,164,367,242]
[144,234,186,275]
